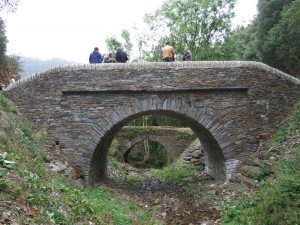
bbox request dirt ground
[102,166,225,225]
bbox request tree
[105,36,122,53]
[0,17,8,66]
[132,32,148,62]
[1,1,21,79]
[6,54,23,79]
[0,0,19,13]
[256,0,300,77]
[143,0,236,61]
[136,36,168,62]
[211,22,258,61]
[265,0,300,76]
[105,29,133,60]
[0,17,23,81]
[121,29,133,57]
[0,17,23,79]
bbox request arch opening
[123,140,168,169]
[89,110,226,185]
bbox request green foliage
[0,167,6,177]
[143,0,236,61]
[0,92,16,113]
[126,175,143,184]
[271,123,291,144]
[277,147,300,175]
[271,102,300,144]
[0,17,8,66]
[0,19,22,77]
[5,54,23,79]
[244,149,300,225]
[109,139,122,159]
[213,22,259,61]
[116,125,195,169]
[0,95,157,224]
[109,156,127,178]
[221,101,300,224]
[0,152,15,171]
[0,178,9,191]
[121,29,133,57]
[221,188,257,224]
[126,114,188,127]
[105,36,122,53]
[152,159,201,183]
[256,0,300,77]
[105,29,133,59]
[252,164,271,181]
[278,174,300,195]
[46,208,67,224]
[128,140,168,169]
[147,141,168,168]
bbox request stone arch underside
[123,139,169,167]
[116,126,196,164]
[89,98,233,184]
[121,136,172,164]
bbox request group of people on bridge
[89,47,128,64]
[89,41,192,64]
[162,41,192,62]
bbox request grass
[252,164,271,181]
[221,188,257,224]
[0,92,17,113]
[2,91,299,224]
[223,147,300,225]
[221,102,300,225]
[270,102,300,145]
[151,159,205,195]
[152,159,202,183]
[125,175,143,184]
[0,93,158,224]
[152,159,204,196]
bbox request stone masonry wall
[4,61,300,184]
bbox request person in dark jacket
[115,48,128,63]
[182,46,192,61]
[89,47,104,63]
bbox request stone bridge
[4,61,300,185]
[114,126,196,163]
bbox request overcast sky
[1,0,258,63]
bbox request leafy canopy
[256,0,300,77]
[143,0,236,61]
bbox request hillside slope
[0,92,156,224]
[0,91,299,224]
[220,102,300,224]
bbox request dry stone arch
[4,61,300,185]
[114,126,197,164]
[89,101,229,183]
